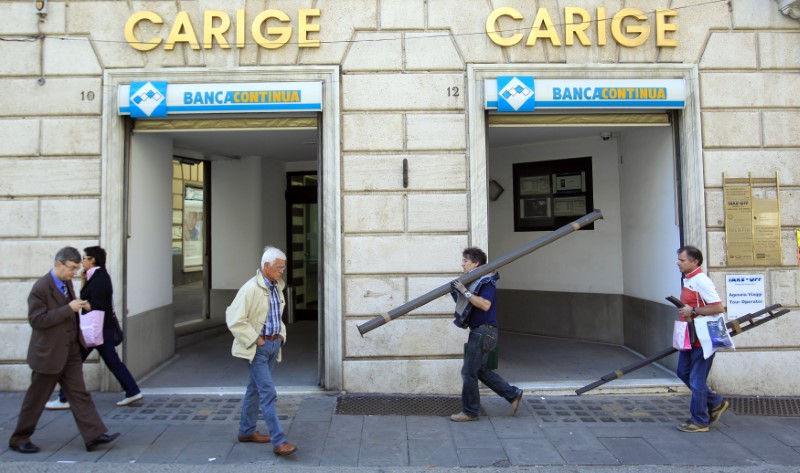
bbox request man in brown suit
[9,247,120,454]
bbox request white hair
[261,246,286,267]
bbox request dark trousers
[10,342,107,447]
[59,338,140,402]
[461,325,519,417]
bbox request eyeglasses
[61,262,81,272]
[273,266,286,271]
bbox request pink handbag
[80,310,105,347]
[672,320,691,350]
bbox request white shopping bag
[693,314,735,359]
[80,310,105,347]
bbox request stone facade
[0,0,798,395]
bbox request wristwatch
[465,292,472,299]
[691,308,697,317]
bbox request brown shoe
[273,441,297,456]
[238,431,270,443]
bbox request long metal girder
[357,210,604,336]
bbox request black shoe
[85,432,120,451]
[10,442,40,454]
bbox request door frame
[103,67,343,391]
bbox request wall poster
[183,184,204,271]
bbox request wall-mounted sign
[124,9,320,51]
[485,7,678,48]
[118,81,323,117]
[485,78,685,110]
[723,173,783,267]
[725,274,765,320]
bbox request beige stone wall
[0,0,798,395]
[0,1,104,390]
[699,5,800,396]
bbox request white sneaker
[45,399,70,410]
[116,393,143,407]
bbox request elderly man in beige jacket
[226,246,296,456]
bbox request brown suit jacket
[27,272,84,374]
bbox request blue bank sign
[118,81,323,117]
[486,77,685,111]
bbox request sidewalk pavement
[1,391,800,472]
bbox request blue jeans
[461,325,519,418]
[59,338,140,402]
[676,346,724,426]
[239,338,286,446]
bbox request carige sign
[123,5,678,51]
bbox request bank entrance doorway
[124,117,323,391]
[485,113,685,392]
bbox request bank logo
[497,76,535,112]
[129,81,167,118]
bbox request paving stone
[450,417,502,448]
[409,438,459,467]
[134,424,197,464]
[319,416,362,466]
[720,427,800,465]
[698,441,763,466]
[407,415,452,440]
[456,446,508,467]
[294,396,336,422]
[173,440,234,465]
[560,448,621,464]
[599,437,670,465]
[490,415,546,439]
[282,420,329,465]
[96,424,169,464]
[500,437,565,465]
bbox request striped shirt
[261,273,281,336]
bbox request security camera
[600,132,612,141]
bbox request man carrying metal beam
[449,247,523,422]
[675,245,730,433]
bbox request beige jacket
[226,270,287,363]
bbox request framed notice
[183,184,204,271]
[512,157,593,232]
[723,173,782,267]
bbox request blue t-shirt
[468,282,497,328]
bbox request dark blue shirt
[50,269,68,297]
[468,282,497,328]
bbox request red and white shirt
[680,267,723,347]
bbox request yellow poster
[724,183,753,266]
[752,199,781,266]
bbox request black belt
[470,324,496,331]
[259,334,280,341]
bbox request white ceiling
[156,128,320,162]
[151,124,657,163]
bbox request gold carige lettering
[236,9,246,49]
[165,11,200,50]
[204,10,231,49]
[485,7,524,47]
[656,9,678,47]
[298,9,321,47]
[564,7,591,46]
[526,8,562,47]
[252,9,291,49]
[124,11,163,51]
[611,8,649,48]
[596,8,607,46]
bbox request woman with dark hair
[45,246,143,409]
